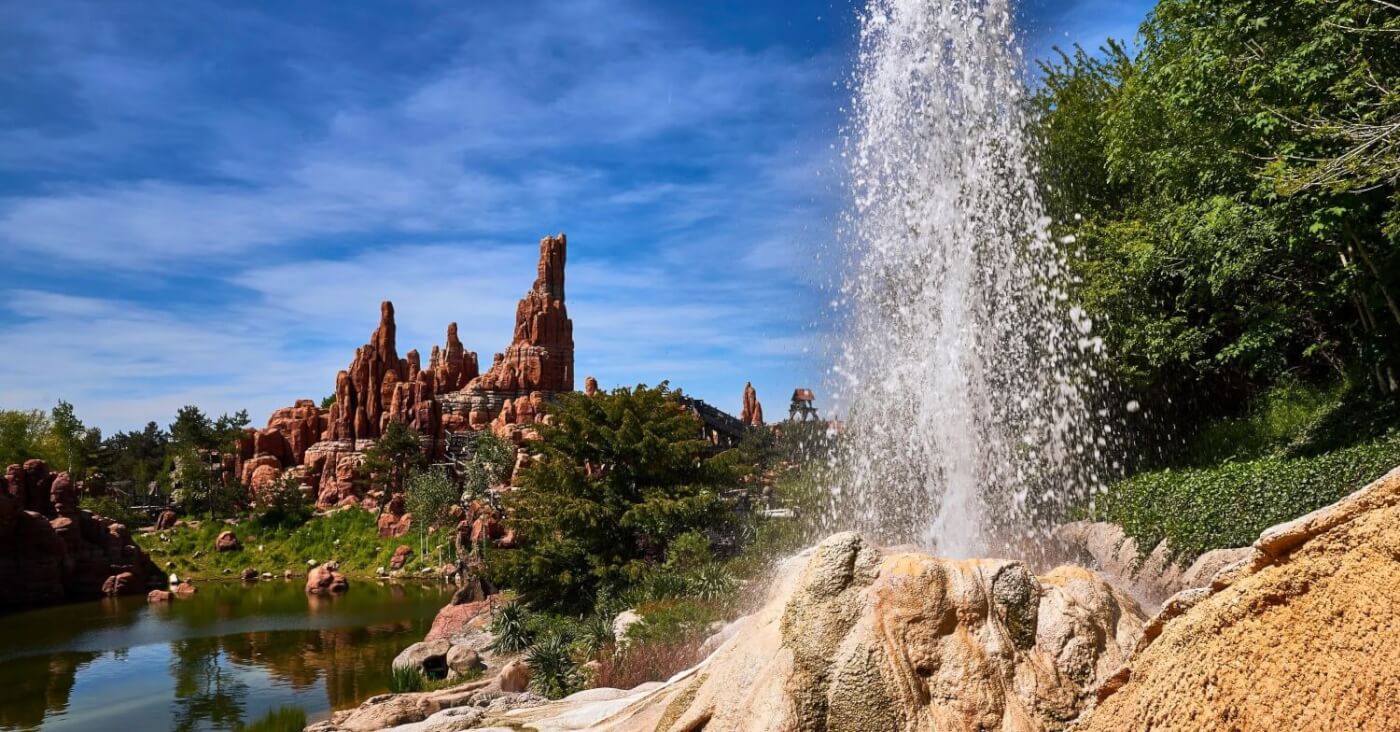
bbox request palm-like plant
[488,601,532,654]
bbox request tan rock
[1083,466,1400,732]
[503,532,1143,732]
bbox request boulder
[390,544,414,571]
[1083,466,1400,731]
[394,639,453,680]
[496,659,531,694]
[173,581,197,595]
[155,510,178,530]
[446,645,484,678]
[215,530,241,552]
[241,568,258,582]
[147,589,172,603]
[306,562,349,594]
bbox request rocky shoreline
[314,466,1400,732]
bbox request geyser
[827,0,1106,557]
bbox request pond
[0,580,455,731]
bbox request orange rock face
[245,234,575,508]
[740,382,764,427]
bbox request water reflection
[0,581,451,731]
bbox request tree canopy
[494,383,743,612]
[1036,0,1400,435]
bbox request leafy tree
[493,383,741,612]
[97,421,170,498]
[169,406,214,450]
[1034,0,1400,443]
[404,467,459,559]
[49,401,100,478]
[0,409,59,468]
[460,431,516,505]
[359,420,425,495]
[170,405,249,452]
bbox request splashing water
[825,0,1105,558]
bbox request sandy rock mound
[1084,466,1400,732]
[487,532,1143,732]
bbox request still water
[0,580,454,731]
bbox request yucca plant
[689,565,738,601]
[488,601,533,654]
[525,633,582,699]
[572,608,617,658]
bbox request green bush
[488,601,533,654]
[525,634,582,699]
[493,383,742,613]
[1094,433,1400,560]
[81,495,148,528]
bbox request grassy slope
[136,508,455,580]
[1093,380,1400,560]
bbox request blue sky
[0,0,1153,434]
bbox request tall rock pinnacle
[472,234,574,394]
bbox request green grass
[136,507,454,580]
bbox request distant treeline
[0,402,249,501]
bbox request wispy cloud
[0,0,1146,432]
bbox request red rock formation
[247,234,574,506]
[741,382,764,427]
[0,462,159,610]
[584,375,599,397]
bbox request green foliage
[1094,432,1400,560]
[320,394,336,409]
[404,467,459,530]
[387,665,425,694]
[360,421,425,494]
[524,634,582,699]
[237,706,307,732]
[493,383,741,613]
[96,421,170,494]
[81,494,147,528]
[488,601,533,654]
[169,405,249,452]
[460,431,515,503]
[0,409,61,469]
[1035,0,1400,428]
[254,474,313,529]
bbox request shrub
[525,634,582,699]
[488,601,533,654]
[81,495,147,528]
[254,474,313,529]
[494,383,742,613]
[591,636,708,690]
[1094,432,1400,560]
